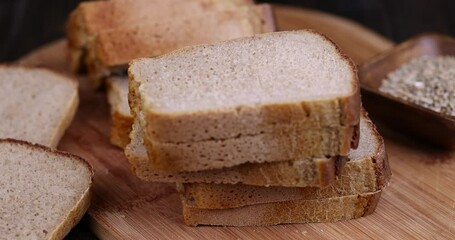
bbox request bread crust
[110,111,133,148]
[182,191,382,226]
[125,115,342,187]
[178,112,391,209]
[0,139,93,238]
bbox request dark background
[1,0,455,61]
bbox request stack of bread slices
[120,31,391,226]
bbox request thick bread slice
[141,124,355,171]
[86,4,272,85]
[66,0,257,72]
[126,117,343,187]
[182,190,382,226]
[178,112,391,209]
[106,77,132,148]
[0,139,93,239]
[128,30,360,143]
[0,66,79,148]
[129,31,360,171]
[66,0,274,88]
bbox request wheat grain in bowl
[379,56,455,117]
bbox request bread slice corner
[0,139,93,239]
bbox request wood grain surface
[19,5,454,240]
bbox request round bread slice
[0,139,93,240]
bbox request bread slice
[67,0,274,87]
[178,113,390,209]
[67,0,256,72]
[182,190,382,226]
[0,139,93,239]
[129,30,360,171]
[0,66,79,148]
[126,117,343,187]
[87,4,274,87]
[106,77,133,148]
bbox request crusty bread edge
[0,139,94,239]
[106,78,133,148]
[182,190,382,226]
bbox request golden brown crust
[110,111,134,148]
[0,138,93,175]
[182,191,382,226]
[361,110,392,187]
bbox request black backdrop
[1,0,455,61]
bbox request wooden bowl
[359,33,455,149]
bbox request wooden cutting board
[19,5,454,239]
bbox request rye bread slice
[0,139,93,239]
[0,66,78,148]
[178,112,390,209]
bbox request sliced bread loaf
[129,31,360,171]
[178,112,390,209]
[106,77,133,148]
[126,117,343,187]
[0,66,79,148]
[182,190,382,226]
[0,139,92,239]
